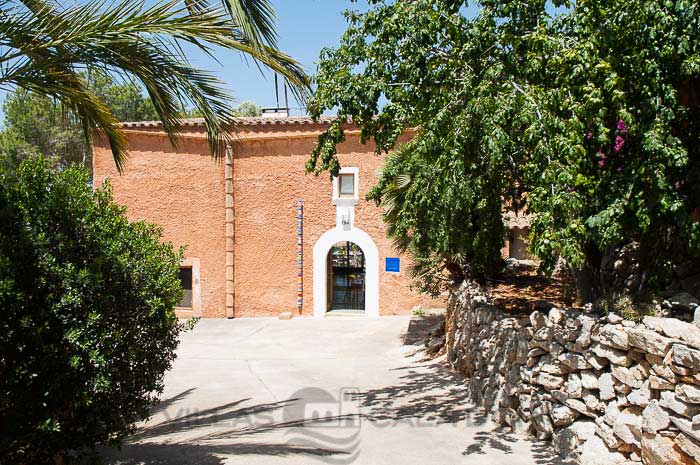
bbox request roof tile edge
[119,116,338,129]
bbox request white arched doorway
[313,227,379,317]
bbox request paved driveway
[103,317,570,465]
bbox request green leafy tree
[0,157,186,464]
[0,127,41,171]
[232,100,262,116]
[88,71,159,122]
[1,90,90,167]
[181,100,262,118]
[308,0,700,301]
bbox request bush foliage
[308,0,700,300]
[0,157,186,464]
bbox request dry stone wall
[446,280,700,465]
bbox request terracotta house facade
[93,116,439,318]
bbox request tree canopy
[0,91,85,168]
[308,0,700,301]
[0,72,158,170]
[89,72,160,123]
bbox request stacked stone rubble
[447,280,700,464]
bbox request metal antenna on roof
[274,73,280,109]
[261,74,289,118]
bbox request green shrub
[598,292,661,322]
[0,157,186,464]
[411,306,426,317]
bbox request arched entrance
[327,241,365,311]
[313,227,379,317]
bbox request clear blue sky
[215,0,483,114]
[185,0,370,115]
[0,0,367,120]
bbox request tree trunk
[572,244,604,304]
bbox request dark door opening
[178,267,193,308]
[327,241,365,311]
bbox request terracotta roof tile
[119,116,338,129]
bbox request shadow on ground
[461,430,575,465]
[530,441,578,465]
[104,442,354,465]
[100,375,571,465]
[352,353,571,465]
[99,390,361,465]
[354,361,483,425]
[99,338,570,465]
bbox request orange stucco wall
[93,120,439,317]
[93,131,227,317]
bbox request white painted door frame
[312,226,379,317]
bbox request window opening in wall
[179,267,193,308]
[338,173,355,197]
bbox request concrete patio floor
[101,316,572,465]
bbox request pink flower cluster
[587,119,628,169]
[617,119,628,133]
[614,119,627,153]
[597,150,606,167]
[614,135,625,152]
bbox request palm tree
[0,0,310,171]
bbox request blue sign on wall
[385,257,400,273]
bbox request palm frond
[396,173,411,189]
[223,0,276,49]
[0,0,310,169]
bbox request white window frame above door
[332,167,359,206]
